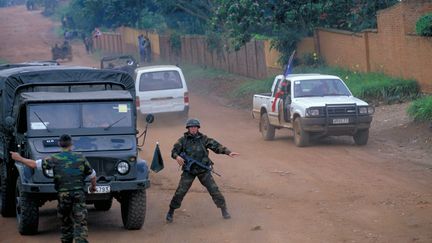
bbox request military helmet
[185,118,200,128]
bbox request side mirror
[4,116,15,131]
[145,114,154,124]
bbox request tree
[211,0,398,64]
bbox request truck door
[269,78,282,124]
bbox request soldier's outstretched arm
[10,152,37,168]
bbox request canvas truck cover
[0,66,135,121]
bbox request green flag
[150,143,164,172]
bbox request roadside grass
[0,59,8,64]
[407,95,432,122]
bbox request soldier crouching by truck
[11,134,96,243]
[166,118,239,223]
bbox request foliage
[211,0,398,65]
[169,32,182,55]
[65,0,158,33]
[415,13,432,37]
[301,52,325,67]
[137,8,167,32]
[205,30,224,53]
[408,96,432,122]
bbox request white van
[135,65,189,117]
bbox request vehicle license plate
[89,185,111,194]
[332,118,349,124]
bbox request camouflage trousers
[57,190,89,243]
[169,171,226,209]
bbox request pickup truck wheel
[94,198,113,211]
[293,118,309,147]
[16,176,39,235]
[1,162,16,217]
[121,189,146,230]
[353,129,369,145]
[260,113,275,140]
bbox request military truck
[0,66,152,235]
[0,60,59,71]
[100,55,138,77]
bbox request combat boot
[221,207,231,219]
[166,207,175,223]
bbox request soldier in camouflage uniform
[166,118,239,223]
[11,134,96,243]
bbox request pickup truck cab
[252,74,374,146]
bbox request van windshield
[139,70,183,91]
[28,102,133,130]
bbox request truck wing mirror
[145,114,154,124]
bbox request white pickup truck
[252,74,374,147]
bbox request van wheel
[1,162,16,217]
[16,176,39,235]
[260,113,275,140]
[121,189,146,230]
[353,129,369,145]
[293,118,309,147]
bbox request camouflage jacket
[171,132,231,173]
[43,150,93,192]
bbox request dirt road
[0,5,431,243]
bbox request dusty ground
[0,5,431,243]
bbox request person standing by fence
[144,36,152,63]
[138,34,145,63]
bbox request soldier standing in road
[11,134,96,243]
[166,118,239,223]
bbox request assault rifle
[180,152,221,177]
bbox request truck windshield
[28,102,133,130]
[294,79,351,98]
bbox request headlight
[359,106,374,115]
[306,108,321,117]
[43,168,54,178]
[117,161,130,175]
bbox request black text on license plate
[89,185,111,194]
[332,118,349,124]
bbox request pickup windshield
[28,102,133,130]
[293,79,351,98]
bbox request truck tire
[94,198,113,211]
[353,129,369,145]
[1,162,16,217]
[260,113,275,140]
[121,189,146,230]
[293,118,309,147]
[16,176,39,235]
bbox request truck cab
[0,66,151,235]
[253,74,374,146]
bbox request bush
[301,52,325,67]
[408,96,432,122]
[415,13,432,37]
